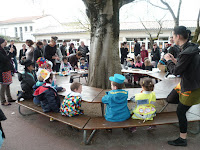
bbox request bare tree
[147,0,182,27]
[141,20,163,49]
[82,0,135,89]
[192,9,200,44]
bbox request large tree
[83,0,134,89]
[192,9,200,44]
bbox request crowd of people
[0,25,200,147]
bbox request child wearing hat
[33,69,65,112]
[36,57,47,77]
[17,60,37,101]
[102,74,130,122]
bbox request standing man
[134,39,140,57]
[168,37,180,58]
[8,40,18,73]
[78,41,89,61]
[60,41,67,56]
[151,43,160,68]
[42,39,48,57]
[120,42,129,65]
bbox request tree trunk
[192,9,200,43]
[86,0,121,89]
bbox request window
[14,27,18,37]
[19,27,23,41]
[25,26,27,32]
[30,26,33,31]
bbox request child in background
[60,82,83,117]
[135,55,143,69]
[140,45,148,62]
[17,60,37,102]
[130,77,156,133]
[33,69,65,112]
[59,56,72,76]
[102,74,130,122]
[127,58,135,68]
[142,57,149,70]
[36,57,47,77]
[80,57,89,70]
[46,60,53,73]
[144,59,154,71]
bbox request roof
[0,15,48,25]
[120,20,197,31]
[33,20,197,36]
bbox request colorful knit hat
[36,57,46,67]
[39,69,50,81]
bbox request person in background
[151,43,160,68]
[80,57,89,70]
[140,45,148,62]
[60,41,67,56]
[60,82,83,117]
[163,43,169,54]
[42,39,48,57]
[68,51,82,70]
[134,39,140,57]
[19,44,27,65]
[120,42,129,65]
[59,56,72,76]
[34,41,44,68]
[78,41,89,61]
[168,37,180,59]
[44,36,59,71]
[69,43,77,54]
[55,48,63,72]
[144,59,154,71]
[8,40,18,73]
[0,38,15,106]
[142,57,149,70]
[26,40,35,62]
[135,55,143,69]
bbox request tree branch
[197,9,200,27]
[147,0,168,10]
[160,0,176,21]
[119,0,135,8]
[176,0,182,24]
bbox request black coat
[44,45,57,64]
[134,42,141,56]
[0,47,14,82]
[19,49,27,64]
[18,71,37,92]
[0,109,6,139]
[60,45,67,56]
[78,45,89,57]
[120,47,129,58]
[151,47,160,61]
[167,42,200,92]
[168,45,180,58]
[34,47,43,62]
[8,44,17,58]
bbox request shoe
[1,102,11,106]
[168,137,187,146]
[129,127,137,133]
[8,99,16,102]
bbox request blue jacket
[102,89,130,122]
[33,85,60,113]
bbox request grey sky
[0,0,199,22]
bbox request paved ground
[1,67,200,150]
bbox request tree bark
[192,9,200,43]
[83,0,134,89]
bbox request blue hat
[109,74,125,84]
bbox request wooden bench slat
[17,100,90,129]
[84,112,200,130]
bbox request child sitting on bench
[130,77,156,133]
[17,60,37,101]
[60,82,83,117]
[59,56,72,76]
[102,74,130,122]
[33,69,64,113]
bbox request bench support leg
[188,121,200,135]
[18,105,37,116]
[83,130,96,145]
[101,103,104,117]
[159,102,169,113]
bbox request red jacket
[140,50,148,62]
